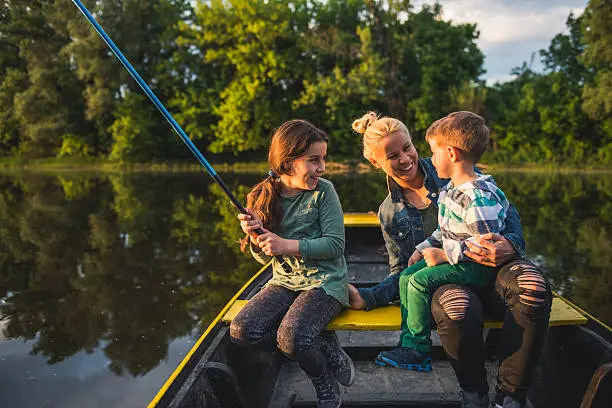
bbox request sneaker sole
[375,355,432,372]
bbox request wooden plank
[222,297,587,330]
[344,212,379,227]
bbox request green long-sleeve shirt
[250,178,349,307]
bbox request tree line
[0,0,610,166]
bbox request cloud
[413,0,587,81]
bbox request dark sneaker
[494,395,523,408]
[460,390,490,408]
[375,347,432,372]
[310,371,342,408]
[319,332,355,386]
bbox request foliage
[0,0,610,166]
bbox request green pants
[399,259,495,352]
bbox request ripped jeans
[359,259,551,405]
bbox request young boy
[375,111,510,373]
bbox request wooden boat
[149,213,612,408]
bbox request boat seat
[344,212,379,227]
[222,297,587,330]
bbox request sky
[414,0,588,84]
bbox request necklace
[402,183,430,209]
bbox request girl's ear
[280,159,293,175]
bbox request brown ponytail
[239,120,328,252]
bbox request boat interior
[153,219,612,408]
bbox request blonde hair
[352,111,411,161]
[425,111,490,163]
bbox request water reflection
[0,171,610,407]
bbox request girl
[230,120,354,408]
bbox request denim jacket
[378,157,526,275]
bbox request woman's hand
[422,248,448,267]
[408,249,424,266]
[237,208,263,243]
[463,233,517,267]
[348,284,367,310]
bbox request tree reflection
[0,171,610,381]
[0,173,258,376]
[493,172,612,324]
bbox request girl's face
[281,141,327,194]
[370,131,420,187]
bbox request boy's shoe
[310,371,342,408]
[493,395,523,408]
[460,390,490,408]
[319,332,355,386]
[375,347,432,372]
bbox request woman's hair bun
[352,111,378,134]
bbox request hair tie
[268,170,280,180]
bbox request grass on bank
[1,156,612,174]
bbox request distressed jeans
[398,259,496,352]
[229,285,343,377]
[358,272,401,311]
[432,260,551,405]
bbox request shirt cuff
[416,240,433,253]
[298,239,311,261]
[506,234,526,258]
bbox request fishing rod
[71,0,286,266]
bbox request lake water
[0,170,610,408]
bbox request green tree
[407,4,484,135]
[64,0,191,160]
[485,13,603,166]
[187,0,315,153]
[0,1,89,157]
[581,0,612,121]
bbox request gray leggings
[230,285,343,377]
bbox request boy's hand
[238,208,263,243]
[422,248,448,267]
[408,249,424,266]
[256,229,290,256]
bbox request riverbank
[0,158,370,174]
[1,157,612,174]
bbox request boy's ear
[447,146,461,163]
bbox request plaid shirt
[416,174,510,264]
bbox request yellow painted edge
[221,296,587,331]
[343,212,379,227]
[552,291,611,332]
[147,261,272,408]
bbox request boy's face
[428,137,453,178]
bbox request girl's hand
[422,248,448,267]
[237,208,263,243]
[256,230,291,256]
[408,249,423,266]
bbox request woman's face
[281,141,327,194]
[370,131,420,187]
